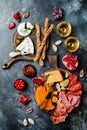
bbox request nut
[52,44,57,52]
[61,86,66,90]
[26,108,33,114]
[23,119,28,126]
[23,11,30,19]
[55,40,62,46]
[65,72,69,78]
[28,118,34,125]
[79,69,84,77]
[56,83,61,92]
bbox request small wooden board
[2,25,49,69]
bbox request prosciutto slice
[59,91,74,113]
[51,91,81,124]
[66,92,81,107]
[50,99,68,124]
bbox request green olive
[15,39,21,46]
[17,35,24,40]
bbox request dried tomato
[19,94,31,104]
[22,64,36,77]
[32,78,43,85]
[32,75,46,85]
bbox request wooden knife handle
[1,55,35,69]
[1,56,24,69]
[47,55,58,69]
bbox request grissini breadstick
[34,18,54,64]
[34,24,54,62]
[39,58,44,66]
[39,45,47,66]
[41,45,47,60]
[44,17,50,32]
[35,24,41,47]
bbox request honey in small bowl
[56,21,71,37]
[64,36,80,52]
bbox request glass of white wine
[64,36,80,52]
[56,21,72,37]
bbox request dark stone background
[0,0,87,130]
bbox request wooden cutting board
[33,55,72,111]
[1,25,49,69]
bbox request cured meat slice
[66,92,81,107]
[59,91,74,113]
[50,115,66,124]
[67,91,82,96]
[54,99,67,117]
[68,81,82,92]
[51,99,68,124]
[59,91,68,104]
[68,74,78,87]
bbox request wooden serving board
[1,25,49,69]
[33,55,72,112]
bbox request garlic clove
[55,40,62,46]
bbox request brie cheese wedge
[16,37,34,55]
[17,22,34,36]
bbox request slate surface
[0,0,87,130]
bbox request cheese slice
[17,22,34,36]
[27,22,34,30]
[44,70,63,84]
[16,37,34,55]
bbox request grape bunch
[52,7,64,20]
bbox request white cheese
[16,37,34,55]
[27,22,34,30]
[17,22,34,36]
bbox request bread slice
[44,69,63,84]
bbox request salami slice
[68,81,82,92]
